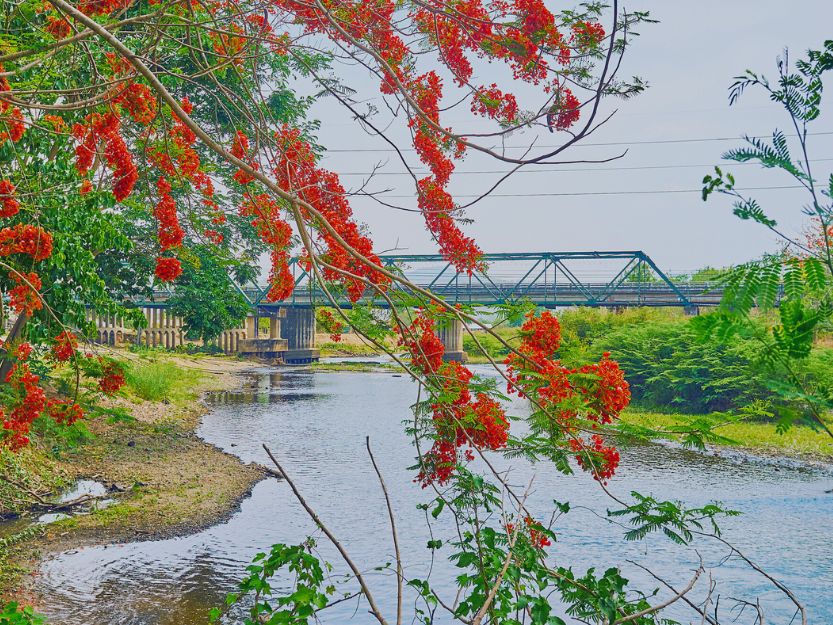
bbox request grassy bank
[620,410,833,460]
[0,351,262,601]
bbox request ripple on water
[33,366,833,625]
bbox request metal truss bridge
[238,251,727,310]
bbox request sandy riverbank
[1,352,266,603]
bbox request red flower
[547,88,581,131]
[45,15,71,40]
[9,272,42,315]
[154,256,182,282]
[572,21,606,47]
[47,400,84,425]
[98,360,126,394]
[51,331,78,362]
[0,179,20,218]
[0,224,53,260]
[72,112,137,201]
[154,177,184,250]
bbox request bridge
[241,251,723,310]
[96,251,734,363]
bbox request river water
[32,366,833,624]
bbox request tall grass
[125,361,200,402]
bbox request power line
[375,184,804,199]
[337,157,833,176]
[322,130,833,154]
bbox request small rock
[127,441,136,447]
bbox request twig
[262,444,389,625]
[366,436,403,625]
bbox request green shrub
[552,307,832,417]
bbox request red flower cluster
[409,73,484,273]
[77,0,131,16]
[114,82,157,125]
[2,353,47,450]
[239,192,295,301]
[569,434,620,483]
[399,311,509,486]
[505,311,629,482]
[155,256,182,282]
[8,271,42,315]
[412,0,570,85]
[231,130,257,185]
[47,400,84,426]
[98,360,126,394]
[72,112,137,201]
[471,84,519,123]
[146,97,218,282]
[0,224,53,261]
[154,177,184,250]
[0,179,19,218]
[272,125,388,302]
[316,309,345,342]
[547,88,581,132]
[399,311,445,374]
[204,228,224,245]
[211,23,247,66]
[51,331,78,362]
[506,516,552,549]
[45,15,71,40]
[0,64,25,146]
[571,21,606,48]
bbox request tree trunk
[0,312,29,383]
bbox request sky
[308,0,833,275]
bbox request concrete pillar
[280,307,319,363]
[269,316,281,339]
[437,318,466,362]
[684,305,700,317]
[246,315,257,339]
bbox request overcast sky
[309,1,833,274]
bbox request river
[32,366,833,624]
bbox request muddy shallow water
[33,367,833,624]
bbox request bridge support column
[281,307,320,364]
[269,315,281,339]
[438,318,466,362]
[238,309,289,361]
[684,305,700,316]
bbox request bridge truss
[238,251,723,310]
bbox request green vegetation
[124,360,203,402]
[621,410,833,458]
[309,360,398,372]
[465,307,833,455]
[462,326,517,363]
[317,341,386,357]
[166,247,252,344]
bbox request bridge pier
[280,307,320,364]
[438,318,466,362]
[238,309,288,361]
[684,305,700,316]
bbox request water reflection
[33,367,833,625]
